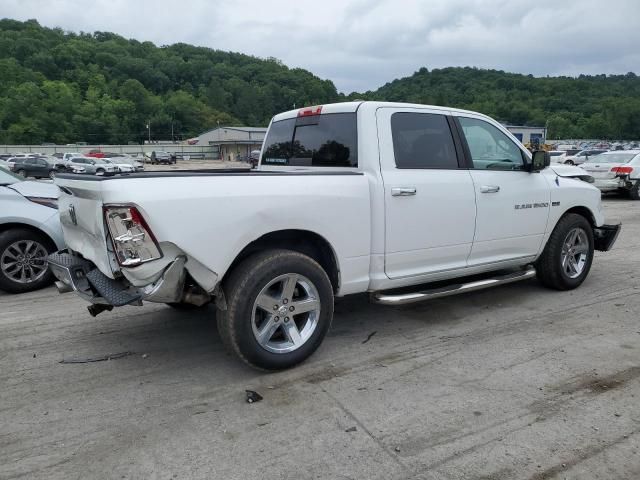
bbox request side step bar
[371,268,536,306]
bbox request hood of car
[548,164,594,183]
[8,180,60,199]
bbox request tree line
[0,19,639,144]
[348,67,640,140]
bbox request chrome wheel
[1,240,49,284]
[251,273,321,354]
[561,228,589,279]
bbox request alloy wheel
[561,227,589,279]
[1,240,49,284]
[251,273,321,354]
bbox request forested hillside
[0,19,339,144]
[350,67,640,140]
[1,19,639,144]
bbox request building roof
[504,125,546,130]
[198,126,267,136]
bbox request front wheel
[536,213,594,290]
[564,160,575,165]
[217,249,334,370]
[48,170,56,179]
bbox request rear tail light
[104,205,162,267]
[611,166,633,175]
[298,105,323,117]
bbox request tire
[16,169,26,177]
[536,213,594,291]
[629,180,640,200]
[217,249,334,370]
[564,160,575,165]
[0,229,55,293]
[95,168,104,175]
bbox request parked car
[49,101,619,370]
[86,149,106,158]
[66,157,118,175]
[0,166,64,293]
[563,149,609,166]
[62,152,83,163]
[580,150,640,199]
[548,150,567,164]
[250,150,261,168]
[150,151,177,165]
[102,158,135,173]
[103,155,144,171]
[9,157,60,179]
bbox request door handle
[480,185,500,193]
[391,187,417,197]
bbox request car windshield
[588,153,637,164]
[0,166,23,185]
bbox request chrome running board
[371,268,536,306]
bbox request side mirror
[529,150,550,172]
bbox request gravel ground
[1,197,639,480]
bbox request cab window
[262,113,357,167]
[390,112,458,169]
[458,117,525,171]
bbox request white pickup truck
[48,101,621,370]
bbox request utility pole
[146,120,151,144]
[171,120,174,143]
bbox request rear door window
[262,113,357,167]
[390,112,459,169]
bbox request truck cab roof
[271,101,495,124]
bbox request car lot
[1,198,639,480]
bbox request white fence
[0,144,218,159]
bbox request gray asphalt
[1,197,639,480]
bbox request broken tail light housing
[611,166,633,175]
[104,205,162,267]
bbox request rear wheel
[629,180,640,200]
[217,249,334,370]
[536,214,594,290]
[16,169,26,177]
[0,229,55,293]
[564,160,575,165]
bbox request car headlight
[26,196,58,209]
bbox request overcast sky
[2,0,638,93]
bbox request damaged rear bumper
[593,224,621,252]
[47,250,210,312]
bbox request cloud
[1,0,638,92]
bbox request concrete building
[504,125,547,145]
[193,126,267,161]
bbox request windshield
[0,166,23,185]
[588,153,637,164]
